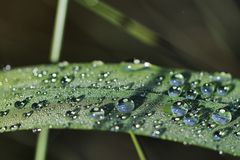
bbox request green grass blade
[50,0,69,63]
[0,62,239,157]
[130,132,146,160]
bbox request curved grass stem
[129,132,147,160]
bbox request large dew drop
[171,101,189,117]
[200,83,214,97]
[211,109,232,125]
[168,86,182,97]
[170,73,185,86]
[116,98,135,114]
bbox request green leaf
[0,61,240,156]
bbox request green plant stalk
[129,132,146,160]
[35,0,69,159]
[35,128,49,160]
[74,0,158,46]
[50,0,69,63]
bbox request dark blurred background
[0,0,240,159]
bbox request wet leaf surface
[1,60,240,156]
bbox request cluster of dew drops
[1,60,240,152]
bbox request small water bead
[234,131,240,137]
[212,72,232,82]
[23,110,34,118]
[32,128,42,133]
[126,59,151,71]
[0,109,9,117]
[183,115,199,126]
[170,73,185,86]
[185,89,198,100]
[60,75,74,85]
[68,95,85,103]
[213,129,227,141]
[58,61,69,69]
[10,123,21,131]
[190,80,201,88]
[132,120,145,129]
[90,107,105,120]
[2,64,11,71]
[0,126,7,133]
[152,128,166,137]
[65,108,81,119]
[92,60,104,67]
[168,86,182,97]
[32,68,48,77]
[217,85,230,96]
[171,101,190,117]
[14,97,32,109]
[116,98,135,114]
[31,100,49,110]
[156,75,164,85]
[211,109,232,125]
[201,83,214,97]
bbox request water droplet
[213,129,227,141]
[32,100,49,110]
[201,83,214,97]
[234,131,240,137]
[90,107,105,120]
[116,98,135,114]
[10,123,21,131]
[23,110,34,118]
[60,75,74,85]
[152,128,166,137]
[125,59,151,71]
[185,89,198,100]
[211,109,232,125]
[170,73,185,86]
[168,86,182,97]
[14,97,32,109]
[171,101,189,117]
[0,109,9,117]
[217,85,230,96]
[32,128,41,133]
[65,108,80,119]
[212,72,232,82]
[183,115,199,126]
[92,60,104,67]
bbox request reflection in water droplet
[211,109,232,125]
[170,73,184,86]
[217,85,230,96]
[125,59,151,71]
[14,97,32,109]
[116,98,135,114]
[10,123,21,131]
[23,110,34,118]
[185,89,198,100]
[183,115,199,126]
[213,129,227,141]
[0,109,9,117]
[171,101,189,117]
[61,75,74,85]
[32,100,49,110]
[168,86,182,97]
[201,83,214,97]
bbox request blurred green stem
[50,0,69,63]
[74,0,158,46]
[35,128,49,160]
[35,0,69,159]
[129,132,146,160]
